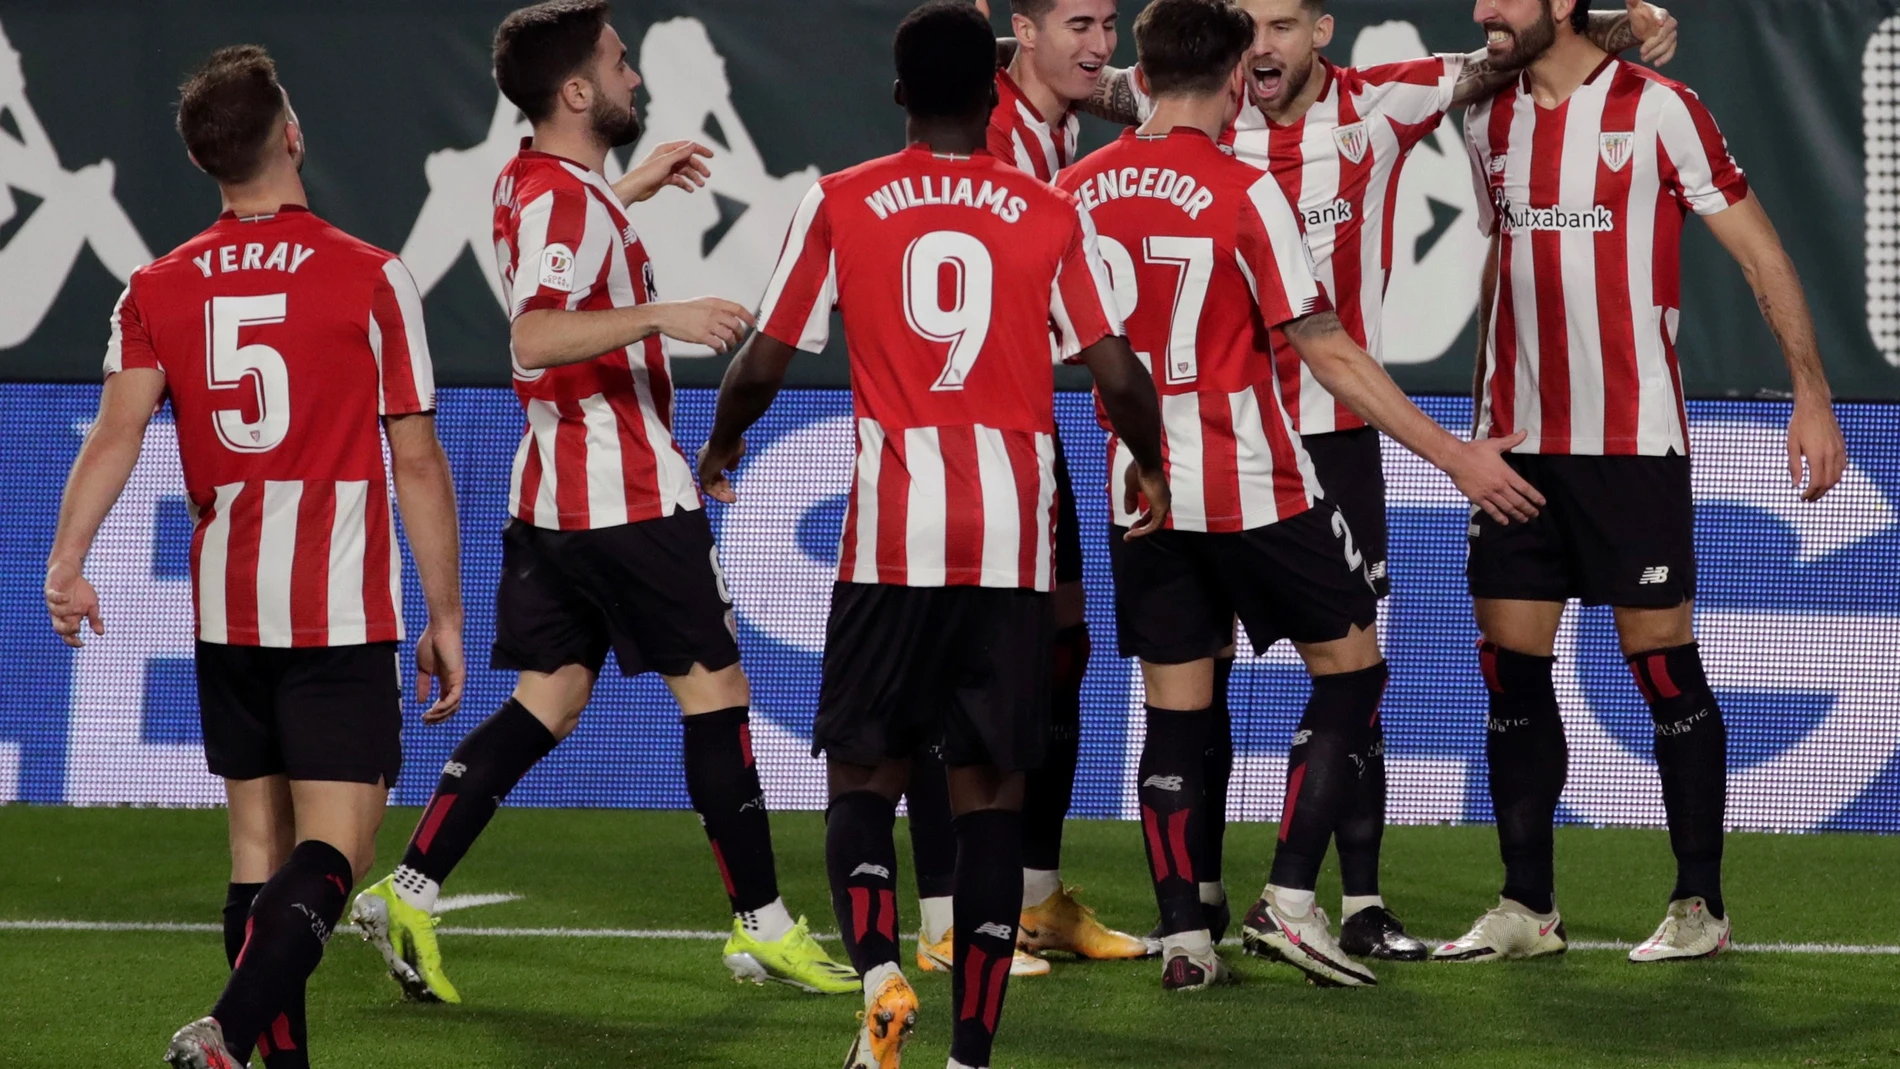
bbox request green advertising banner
[1,0,1896,397]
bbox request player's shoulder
[1338,54,1453,93]
[502,148,594,204]
[1617,60,1709,110]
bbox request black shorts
[1303,426,1389,598]
[1054,437,1083,587]
[491,511,740,678]
[1109,504,1379,664]
[815,583,1053,772]
[196,641,402,785]
[1467,453,1696,608]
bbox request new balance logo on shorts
[1291,730,1313,747]
[974,922,1015,940]
[441,761,467,778]
[1142,775,1184,792]
[1638,566,1671,585]
[850,863,891,879]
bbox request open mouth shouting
[1251,61,1284,100]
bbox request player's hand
[614,140,713,206]
[1788,398,1846,502]
[654,297,755,354]
[415,620,466,724]
[1628,1,1679,66]
[1122,464,1172,540]
[1447,431,1545,525]
[697,438,747,504]
[44,561,103,649]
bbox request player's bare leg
[1434,598,1570,962]
[1137,657,1231,991]
[1239,626,1383,986]
[1616,602,1732,960]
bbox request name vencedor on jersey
[1073,165,1218,220]
[190,240,319,278]
[865,173,1030,223]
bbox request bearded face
[588,78,642,148]
[1481,0,1560,72]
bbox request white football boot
[1432,898,1568,962]
[1239,887,1377,986]
[1628,897,1731,962]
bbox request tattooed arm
[1451,2,1680,109]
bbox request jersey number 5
[206,294,291,453]
[1094,235,1214,386]
[904,231,994,392]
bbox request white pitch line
[434,892,524,913]
[4,921,1897,956]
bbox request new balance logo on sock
[440,761,467,777]
[974,922,1014,940]
[1142,775,1184,792]
[1638,566,1670,585]
[851,863,891,879]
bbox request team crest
[1600,131,1635,173]
[1333,122,1370,165]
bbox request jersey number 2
[1094,235,1214,385]
[206,294,291,453]
[904,231,994,392]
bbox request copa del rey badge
[1600,131,1635,173]
[1333,122,1370,165]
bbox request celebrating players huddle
[41,0,1848,1067]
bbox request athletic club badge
[1334,122,1370,165]
[1600,131,1635,173]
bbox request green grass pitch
[4,805,1900,1068]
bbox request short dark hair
[1010,0,1058,20]
[1569,0,1592,33]
[176,45,286,184]
[493,0,613,123]
[895,1,997,120]
[1135,0,1255,98]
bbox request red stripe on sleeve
[759,192,835,348]
[371,272,423,415]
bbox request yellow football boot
[1019,885,1155,960]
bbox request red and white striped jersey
[1059,128,1325,532]
[1466,59,1748,456]
[756,146,1122,591]
[493,140,699,530]
[1229,56,1466,435]
[988,68,1080,182]
[102,205,435,647]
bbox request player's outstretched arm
[512,297,755,370]
[1077,335,1172,537]
[1452,1,1678,108]
[385,412,465,722]
[45,366,164,648]
[612,140,713,207]
[698,330,798,504]
[1284,311,1544,525]
[1702,192,1847,502]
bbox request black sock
[951,809,1023,1069]
[1629,643,1728,919]
[1269,663,1386,892]
[1335,716,1388,899]
[213,841,350,1065]
[906,747,956,902]
[1022,625,1087,873]
[683,707,780,914]
[1139,705,1209,937]
[826,790,901,976]
[224,883,306,1069]
[1203,656,1235,887]
[1482,641,1567,915]
[399,698,558,884]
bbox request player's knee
[1614,604,1696,657]
[1305,661,1388,737]
[1478,640,1558,701]
[1626,642,1720,719]
[1297,622,1382,676]
[1141,657,1216,711]
[671,661,751,716]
